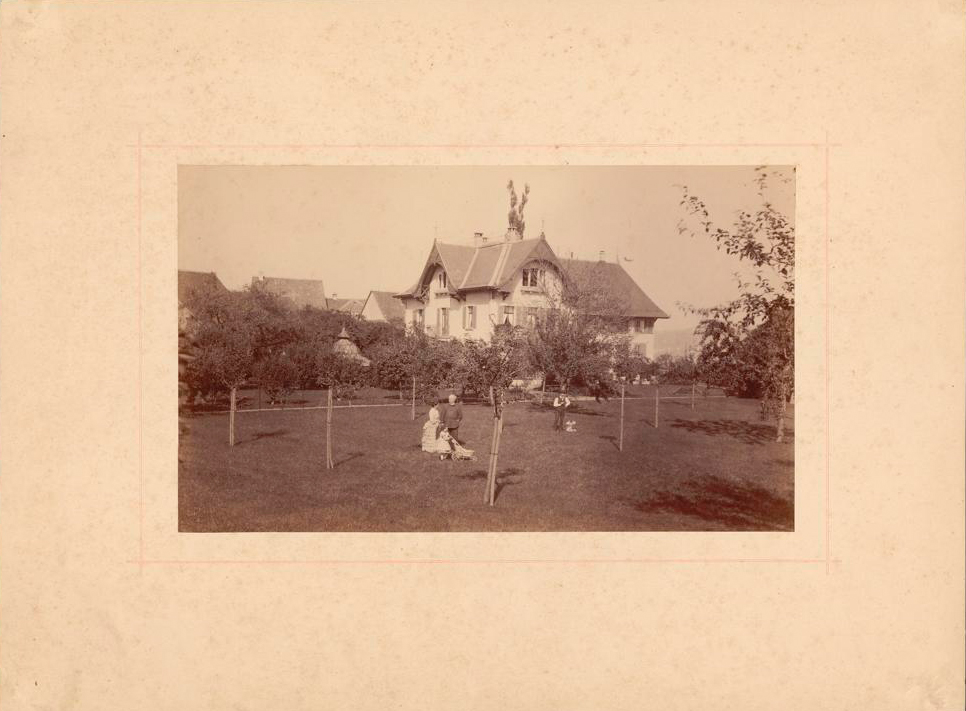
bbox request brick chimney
[473,231,487,247]
[598,250,605,261]
[505,226,522,241]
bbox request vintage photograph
[178,165,795,532]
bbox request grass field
[178,390,794,532]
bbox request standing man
[441,392,464,444]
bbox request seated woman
[421,400,443,453]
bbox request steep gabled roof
[364,290,406,321]
[252,276,328,309]
[560,259,669,319]
[178,270,227,304]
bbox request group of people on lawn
[420,393,476,460]
[420,390,576,460]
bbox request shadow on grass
[632,474,793,530]
[455,467,525,502]
[243,429,290,443]
[669,418,791,445]
[336,451,364,466]
[494,467,525,502]
[598,435,620,451]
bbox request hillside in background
[653,326,700,358]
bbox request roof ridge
[460,247,480,290]
[489,241,511,287]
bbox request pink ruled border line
[137,137,834,570]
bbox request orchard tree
[678,166,795,442]
[526,262,629,392]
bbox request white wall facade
[360,295,384,322]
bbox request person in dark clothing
[440,393,464,444]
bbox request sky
[179,165,795,330]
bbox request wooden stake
[229,386,237,446]
[619,382,625,451]
[489,412,503,506]
[411,376,416,421]
[325,387,334,469]
[485,415,499,504]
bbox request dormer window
[522,268,544,288]
[437,270,447,289]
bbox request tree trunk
[540,378,546,404]
[775,375,790,443]
[325,387,334,469]
[229,386,237,446]
[691,382,695,411]
[619,382,625,451]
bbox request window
[415,309,424,327]
[522,268,544,288]
[440,307,449,336]
[437,270,447,289]
[463,305,476,330]
[525,307,537,328]
[503,305,515,326]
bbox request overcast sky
[179,165,795,329]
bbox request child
[553,391,571,431]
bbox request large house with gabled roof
[394,227,668,357]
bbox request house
[393,228,668,357]
[251,275,329,310]
[360,290,406,323]
[178,270,228,330]
[250,275,365,315]
[326,296,365,316]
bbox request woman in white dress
[421,400,443,453]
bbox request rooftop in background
[251,275,328,309]
[327,297,365,316]
[178,270,227,304]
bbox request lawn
[178,390,794,532]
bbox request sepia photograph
[178,165,795,532]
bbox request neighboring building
[326,296,365,316]
[394,228,668,357]
[251,275,329,310]
[558,257,668,358]
[178,270,228,329]
[360,290,406,323]
[177,270,228,404]
[332,326,371,366]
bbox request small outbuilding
[332,327,371,366]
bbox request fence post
[325,388,334,469]
[411,376,416,421]
[229,386,237,446]
[654,385,659,428]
